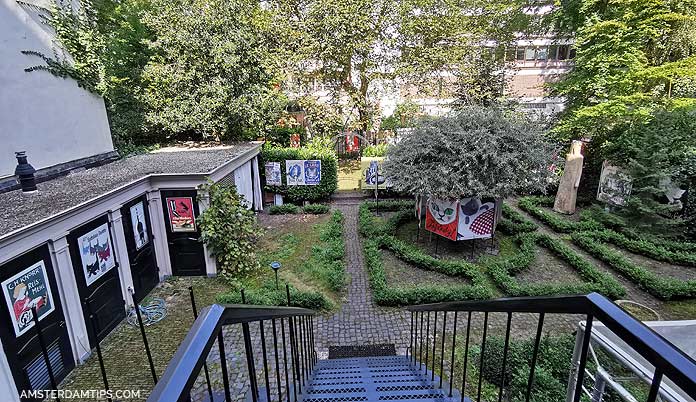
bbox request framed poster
[130,201,149,250]
[2,261,56,336]
[286,160,305,186]
[78,223,116,286]
[166,197,196,232]
[265,162,282,186]
[597,161,632,206]
[362,157,390,190]
[304,160,321,185]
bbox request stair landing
[304,355,461,402]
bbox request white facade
[0,0,114,178]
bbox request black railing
[405,293,696,402]
[147,303,316,402]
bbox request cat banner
[286,160,305,186]
[425,198,459,240]
[425,197,499,241]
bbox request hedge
[363,238,493,306]
[572,231,696,300]
[498,204,539,235]
[487,232,625,299]
[359,201,493,305]
[312,210,347,292]
[216,283,332,311]
[268,204,301,215]
[262,145,338,202]
[519,197,696,264]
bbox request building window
[516,47,525,61]
[558,45,569,60]
[537,47,548,61]
[525,47,536,61]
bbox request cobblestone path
[315,201,411,357]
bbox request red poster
[424,198,458,240]
[166,197,196,232]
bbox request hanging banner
[597,161,632,206]
[457,198,497,240]
[265,162,282,186]
[425,198,459,240]
[2,261,55,337]
[286,160,305,186]
[78,222,116,286]
[166,197,196,232]
[130,201,149,250]
[361,157,390,190]
[304,160,321,185]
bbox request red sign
[290,133,301,148]
[424,198,458,240]
[346,135,359,152]
[166,197,196,232]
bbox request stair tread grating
[304,356,461,402]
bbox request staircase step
[304,356,461,402]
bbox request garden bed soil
[257,209,330,228]
[606,245,695,282]
[380,250,472,287]
[514,247,586,285]
[393,221,507,262]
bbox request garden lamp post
[270,261,281,290]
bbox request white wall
[0,0,114,178]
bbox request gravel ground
[1,142,258,234]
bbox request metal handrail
[405,292,696,401]
[147,304,316,402]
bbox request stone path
[315,201,411,357]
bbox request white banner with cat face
[424,197,498,240]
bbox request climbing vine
[20,0,106,94]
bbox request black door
[121,196,159,303]
[160,189,206,276]
[67,216,125,348]
[0,245,74,401]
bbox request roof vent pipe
[14,151,37,193]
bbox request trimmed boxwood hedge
[498,204,539,235]
[487,232,625,299]
[262,145,338,202]
[572,231,696,300]
[518,196,696,266]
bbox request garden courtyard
[55,193,696,401]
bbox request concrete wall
[0,0,114,178]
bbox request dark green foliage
[216,283,331,310]
[266,126,306,147]
[476,335,575,402]
[262,144,338,202]
[311,211,346,291]
[269,204,301,215]
[358,202,493,305]
[572,231,696,300]
[303,204,330,214]
[498,203,539,235]
[517,196,602,233]
[198,181,260,278]
[519,197,696,264]
[487,232,625,299]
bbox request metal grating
[328,344,396,359]
[304,356,461,402]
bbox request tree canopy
[383,107,558,199]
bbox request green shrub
[269,204,300,215]
[517,196,602,233]
[303,204,330,214]
[486,232,625,299]
[362,143,388,157]
[572,231,696,300]
[262,143,338,202]
[498,203,539,235]
[476,335,575,402]
[311,210,346,291]
[216,282,332,311]
[199,181,261,279]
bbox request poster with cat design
[457,197,496,240]
[425,198,459,240]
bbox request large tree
[141,0,284,139]
[383,106,557,199]
[269,0,538,131]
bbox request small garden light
[270,261,281,289]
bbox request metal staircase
[305,355,460,402]
[146,294,696,402]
